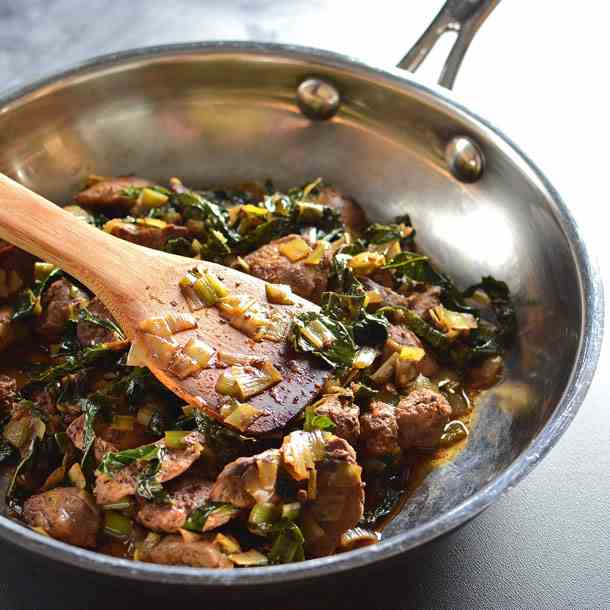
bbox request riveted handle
[397,0,501,90]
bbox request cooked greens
[0,175,513,569]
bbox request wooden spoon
[0,174,330,435]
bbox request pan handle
[397,0,501,90]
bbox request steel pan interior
[0,43,602,587]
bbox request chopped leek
[168,337,214,379]
[248,502,281,535]
[399,346,425,362]
[229,549,269,567]
[301,319,336,350]
[297,201,325,223]
[141,333,177,368]
[251,451,280,502]
[137,187,169,208]
[353,346,378,369]
[364,290,383,307]
[440,420,469,446]
[180,269,228,306]
[339,527,380,551]
[430,304,478,333]
[183,337,214,367]
[395,357,417,389]
[268,519,305,564]
[136,405,156,428]
[216,293,256,317]
[281,430,327,482]
[348,251,386,275]
[179,274,206,311]
[67,462,86,489]
[303,240,329,266]
[101,498,133,511]
[164,430,190,449]
[104,510,132,538]
[234,363,282,400]
[217,363,282,400]
[215,369,238,396]
[265,283,294,305]
[278,237,312,262]
[136,217,167,229]
[164,312,197,334]
[223,401,264,432]
[34,262,56,282]
[214,533,241,554]
[370,353,398,385]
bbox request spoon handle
[0,173,152,326]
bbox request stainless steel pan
[0,0,603,588]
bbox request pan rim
[0,41,603,587]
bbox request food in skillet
[0,176,515,567]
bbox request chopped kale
[464,275,517,345]
[183,502,240,532]
[78,307,125,340]
[292,311,357,371]
[303,407,335,432]
[11,267,63,321]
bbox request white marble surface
[0,1,608,608]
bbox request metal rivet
[296,78,340,121]
[445,136,484,182]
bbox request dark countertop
[1,1,608,609]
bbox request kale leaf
[11,267,63,321]
[464,276,516,346]
[78,307,125,340]
[183,502,240,532]
[292,311,357,371]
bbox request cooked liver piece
[302,434,364,557]
[35,278,88,339]
[363,278,442,321]
[384,324,440,378]
[136,476,214,533]
[66,414,119,463]
[77,297,121,346]
[243,234,331,303]
[23,487,101,548]
[209,449,281,508]
[395,388,452,450]
[359,401,400,458]
[311,394,360,446]
[404,286,442,319]
[144,534,233,568]
[105,221,189,251]
[94,431,205,505]
[0,244,35,301]
[74,176,152,208]
[66,413,86,449]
